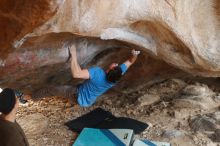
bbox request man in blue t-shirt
[32,45,140,107]
[69,45,140,107]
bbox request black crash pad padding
[65,108,148,134]
[65,108,115,133]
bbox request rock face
[0,0,220,93]
[189,115,217,132]
[189,112,220,143]
[137,94,160,107]
[0,0,59,58]
[211,129,220,142]
[17,113,49,138]
[173,84,219,110]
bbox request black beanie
[0,88,16,115]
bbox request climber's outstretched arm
[123,49,140,69]
[70,45,90,79]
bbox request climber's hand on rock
[69,45,76,55]
[132,49,140,56]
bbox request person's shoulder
[89,66,105,73]
[88,66,105,79]
[90,66,103,70]
[0,121,26,145]
[0,124,18,141]
[0,121,17,133]
[0,120,14,129]
[0,130,24,146]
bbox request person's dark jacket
[0,118,29,146]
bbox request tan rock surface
[0,0,220,92]
[17,113,49,138]
[19,0,220,76]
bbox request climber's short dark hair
[106,66,122,83]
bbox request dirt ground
[16,78,220,146]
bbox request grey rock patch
[210,129,220,142]
[162,129,184,139]
[181,84,214,97]
[213,94,220,103]
[170,79,187,87]
[173,99,207,109]
[173,84,218,110]
[137,94,160,106]
[189,115,217,132]
[207,111,220,123]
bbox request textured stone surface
[14,78,220,145]
[137,94,160,106]
[0,0,59,58]
[17,113,49,138]
[189,112,220,143]
[211,129,220,142]
[189,115,217,132]
[173,84,219,110]
[162,130,184,139]
[0,0,220,93]
[0,34,182,93]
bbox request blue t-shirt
[77,64,127,107]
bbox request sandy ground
[16,78,220,146]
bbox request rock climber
[68,45,140,107]
[33,45,140,107]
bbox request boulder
[162,129,184,139]
[173,84,219,110]
[189,115,217,132]
[0,0,220,94]
[137,94,160,106]
[211,129,220,142]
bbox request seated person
[0,88,29,146]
